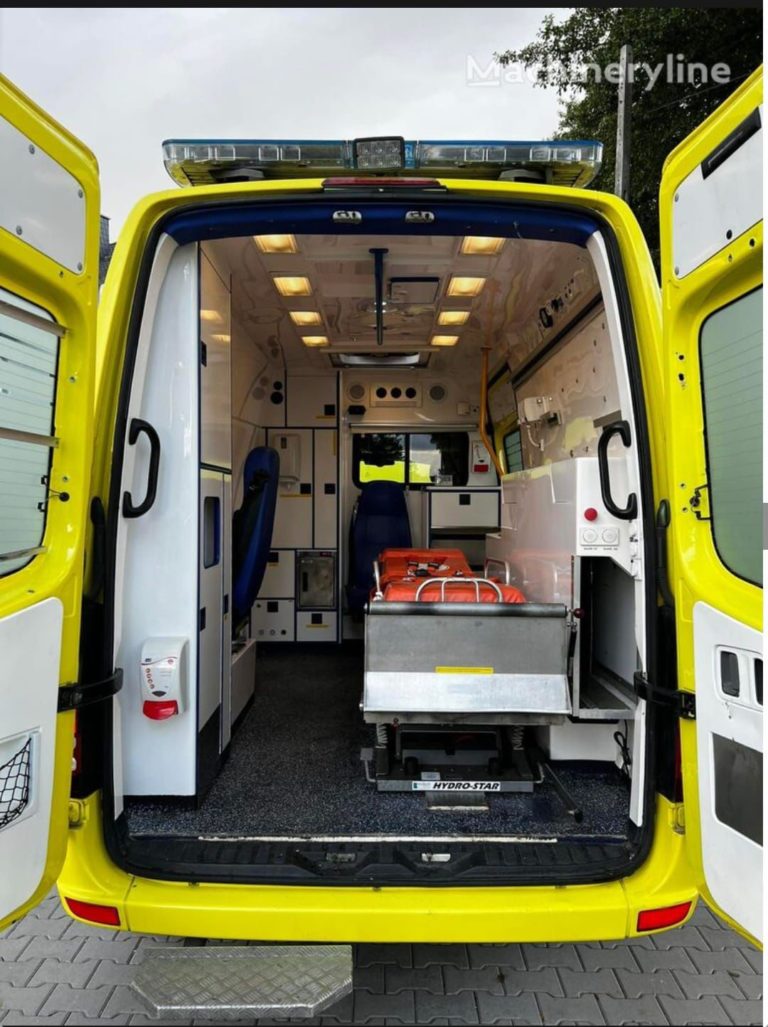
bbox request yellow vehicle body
[0,69,761,946]
[72,174,677,944]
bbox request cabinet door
[200,252,232,470]
[199,472,223,732]
[314,430,338,549]
[220,475,232,750]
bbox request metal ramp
[132,944,352,1020]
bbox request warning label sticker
[411,780,501,792]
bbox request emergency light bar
[162,137,603,189]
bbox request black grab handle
[122,418,161,518]
[597,420,638,520]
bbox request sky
[0,8,561,233]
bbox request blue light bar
[162,137,603,189]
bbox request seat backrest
[347,480,412,612]
[232,446,280,631]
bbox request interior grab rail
[414,576,504,602]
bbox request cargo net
[0,737,31,829]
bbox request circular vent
[429,384,446,402]
[348,383,366,401]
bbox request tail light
[64,898,121,927]
[637,901,692,932]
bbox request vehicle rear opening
[99,192,656,885]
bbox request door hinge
[689,482,711,521]
[634,672,696,719]
[57,668,123,713]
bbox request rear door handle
[597,420,637,520]
[123,418,161,518]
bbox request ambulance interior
[114,214,650,877]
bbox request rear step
[132,944,352,1020]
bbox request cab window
[352,432,469,488]
[0,288,59,576]
[699,286,762,586]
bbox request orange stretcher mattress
[376,548,526,604]
[377,548,471,587]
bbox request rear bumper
[58,795,697,943]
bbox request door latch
[57,669,123,713]
[634,672,696,719]
[689,482,711,521]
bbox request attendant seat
[232,446,279,633]
[347,481,412,614]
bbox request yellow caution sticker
[434,666,494,675]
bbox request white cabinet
[429,489,500,530]
[200,252,232,471]
[287,375,337,426]
[268,428,313,549]
[314,429,338,548]
[199,471,225,732]
[253,598,295,641]
[259,549,295,598]
[297,611,338,642]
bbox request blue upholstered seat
[232,447,279,632]
[347,481,412,614]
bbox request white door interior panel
[693,601,762,941]
[672,106,762,278]
[0,599,63,921]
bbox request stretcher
[361,547,575,795]
[372,547,527,605]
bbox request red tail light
[64,899,121,926]
[637,901,692,932]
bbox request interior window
[0,287,59,577]
[353,433,406,486]
[353,433,469,488]
[408,433,469,487]
[503,428,524,473]
[699,286,762,586]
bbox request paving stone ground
[0,893,762,1025]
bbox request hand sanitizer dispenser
[140,638,188,720]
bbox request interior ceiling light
[289,311,322,326]
[200,309,223,322]
[273,275,312,297]
[431,334,460,347]
[254,233,298,254]
[301,335,329,347]
[437,310,470,327]
[461,236,506,256]
[446,275,486,298]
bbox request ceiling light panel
[460,236,505,256]
[446,276,486,298]
[274,275,312,296]
[437,310,470,327]
[255,233,298,253]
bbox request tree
[495,8,762,264]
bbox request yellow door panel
[660,67,763,944]
[0,75,99,929]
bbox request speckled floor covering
[125,645,631,839]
